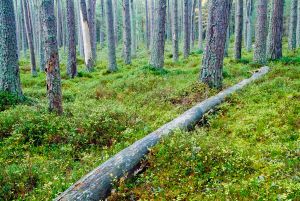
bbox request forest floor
[0,43,299,200]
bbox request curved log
[55,67,270,201]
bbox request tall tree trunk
[253,0,268,64]
[149,0,167,68]
[56,0,63,47]
[245,0,253,52]
[0,0,23,98]
[113,0,118,46]
[39,5,45,72]
[88,0,97,61]
[297,0,300,48]
[224,25,230,57]
[166,0,172,41]
[267,0,283,60]
[150,0,155,48]
[100,0,105,48]
[67,0,77,78]
[183,0,191,58]
[200,0,232,89]
[40,0,63,114]
[20,0,28,57]
[190,0,196,49]
[172,0,179,62]
[234,0,243,60]
[80,0,93,71]
[145,0,150,49]
[130,0,137,57]
[122,0,131,64]
[198,0,203,50]
[106,0,118,72]
[22,0,37,76]
[288,0,297,50]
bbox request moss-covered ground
[0,42,299,200]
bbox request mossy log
[55,67,270,201]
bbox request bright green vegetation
[109,52,300,200]
[1,43,299,200]
[0,44,258,200]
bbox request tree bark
[106,0,118,72]
[113,0,118,46]
[183,0,191,58]
[297,0,300,48]
[41,0,63,114]
[267,0,283,60]
[198,0,203,50]
[67,0,77,78]
[234,0,243,60]
[122,0,132,64]
[145,0,150,49]
[0,0,23,98]
[80,0,94,71]
[88,0,97,61]
[149,0,167,68]
[100,0,105,48]
[130,0,137,57]
[172,0,179,62]
[200,0,232,89]
[245,0,253,52]
[22,0,37,77]
[190,0,197,49]
[288,0,298,50]
[56,0,63,47]
[253,0,268,64]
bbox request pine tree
[200,0,232,89]
[253,0,268,64]
[41,0,63,114]
[122,0,131,64]
[234,0,243,60]
[0,0,23,98]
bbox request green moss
[109,61,300,201]
[1,41,298,200]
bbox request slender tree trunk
[288,0,298,50]
[198,0,203,50]
[245,0,253,52]
[0,0,23,98]
[183,0,191,58]
[88,0,97,61]
[56,0,63,47]
[166,0,172,41]
[172,0,179,62]
[67,0,77,78]
[41,0,63,114]
[149,0,167,68]
[113,0,118,46]
[297,0,300,48]
[20,0,28,57]
[200,0,232,89]
[106,0,118,72]
[122,0,131,64]
[253,0,268,64]
[150,0,155,48]
[145,0,150,49]
[39,5,45,72]
[100,0,105,48]
[224,25,230,57]
[234,0,243,60]
[22,0,37,76]
[80,0,93,71]
[130,0,137,57]
[190,0,196,49]
[267,0,283,60]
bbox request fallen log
[55,66,270,201]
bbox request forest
[0,0,299,200]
